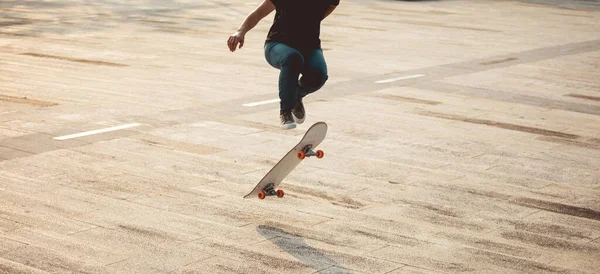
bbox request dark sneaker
[292,98,305,124]
[280,109,296,129]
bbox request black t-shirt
[265,0,340,51]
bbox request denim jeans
[264,41,328,110]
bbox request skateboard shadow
[256,225,353,273]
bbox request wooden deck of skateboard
[243,121,328,199]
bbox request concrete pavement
[1,0,599,273]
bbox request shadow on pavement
[256,225,353,273]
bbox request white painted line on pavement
[375,74,426,84]
[53,123,142,140]
[242,98,280,107]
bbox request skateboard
[244,121,327,200]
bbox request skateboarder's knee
[314,70,328,88]
[302,70,328,89]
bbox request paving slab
[1,0,600,273]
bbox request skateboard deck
[244,121,328,199]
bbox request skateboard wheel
[276,189,284,198]
[258,190,266,200]
[316,150,324,158]
[297,151,306,160]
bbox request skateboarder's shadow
[256,225,353,273]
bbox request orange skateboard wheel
[316,150,324,158]
[258,190,266,200]
[277,189,284,198]
[297,151,306,160]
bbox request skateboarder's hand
[227,31,245,52]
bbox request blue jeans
[264,42,329,110]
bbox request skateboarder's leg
[291,48,328,124]
[298,48,328,99]
[264,41,304,110]
[264,41,304,128]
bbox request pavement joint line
[310,266,332,274]
[66,226,100,236]
[52,123,142,140]
[170,255,219,274]
[383,266,404,274]
[521,209,543,219]
[104,258,130,267]
[0,145,32,155]
[375,74,426,84]
[242,98,280,107]
[386,265,434,274]
[363,252,411,266]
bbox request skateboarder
[227,0,339,129]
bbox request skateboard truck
[297,144,324,160]
[258,183,285,200]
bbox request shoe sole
[293,113,305,124]
[281,123,296,129]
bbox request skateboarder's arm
[228,0,274,52]
[237,0,275,34]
